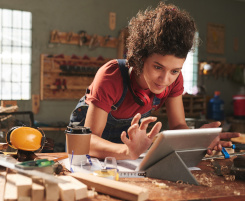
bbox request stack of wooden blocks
[0,172,87,201]
[0,171,149,201]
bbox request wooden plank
[44,180,59,201]
[15,174,32,198]
[4,173,17,201]
[0,172,7,201]
[70,172,149,201]
[58,175,87,200]
[31,178,44,201]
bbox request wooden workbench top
[2,152,245,201]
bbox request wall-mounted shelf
[151,94,206,118]
[40,54,111,100]
[50,30,119,49]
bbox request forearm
[89,134,130,160]
[169,123,189,130]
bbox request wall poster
[207,23,225,54]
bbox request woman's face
[137,54,185,94]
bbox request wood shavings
[224,175,235,181]
[88,187,98,198]
[234,190,241,196]
[197,173,213,187]
[176,180,184,184]
[152,181,169,189]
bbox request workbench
[1,152,245,201]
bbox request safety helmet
[6,126,46,152]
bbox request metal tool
[0,155,67,184]
[204,145,245,160]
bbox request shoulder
[95,59,122,79]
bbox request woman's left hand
[200,121,241,155]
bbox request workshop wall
[0,0,244,125]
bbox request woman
[70,2,240,160]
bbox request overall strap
[111,59,128,111]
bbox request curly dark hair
[126,2,198,75]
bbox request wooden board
[70,172,149,201]
[40,54,111,100]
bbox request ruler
[0,155,67,183]
[119,171,146,178]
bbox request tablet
[136,127,222,171]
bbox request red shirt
[85,60,184,119]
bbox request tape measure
[119,171,146,178]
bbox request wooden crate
[40,54,111,100]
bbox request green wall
[0,0,244,125]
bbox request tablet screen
[136,127,222,171]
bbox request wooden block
[4,173,17,201]
[58,179,75,201]
[31,179,44,201]
[58,176,87,201]
[0,172,7,201]
[15,174,32,198]
[70,172,149,201]
[44,180,59,201]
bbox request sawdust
[234,190,241,196]
[224,174,236,181]
[88,187,98,198]
[152,180,169,189]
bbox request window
[182,33,199,95]
[0,9,32,100]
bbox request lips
[154,82,166,90]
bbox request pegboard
[40,54,111,100]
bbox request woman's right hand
[121,113,162,160]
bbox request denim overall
[69,59,161,143]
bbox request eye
[172,69,181,74]
[154,65,162,70]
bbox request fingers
[139,116,157,130]
[127,123,139,140]
[131,113,141,126]
[121,131,130,145]
[147,122,162,140]
[219,132,240,139]
[201,121,221,128]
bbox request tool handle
[231,144,245,151]
[221,147,230,159]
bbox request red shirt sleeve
[85,60,124,113]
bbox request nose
[158,71,170,84]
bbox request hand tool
[204,145,245,160]
[0,154,67,183]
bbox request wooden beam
[44,180,59,201]
[0,172,7,201]
[70,172,149,201]
[58,175,87,201]
[4,173,17,201]
[31,178,44,201]
[15,174,32,198]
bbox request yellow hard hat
[6,126,46,151]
